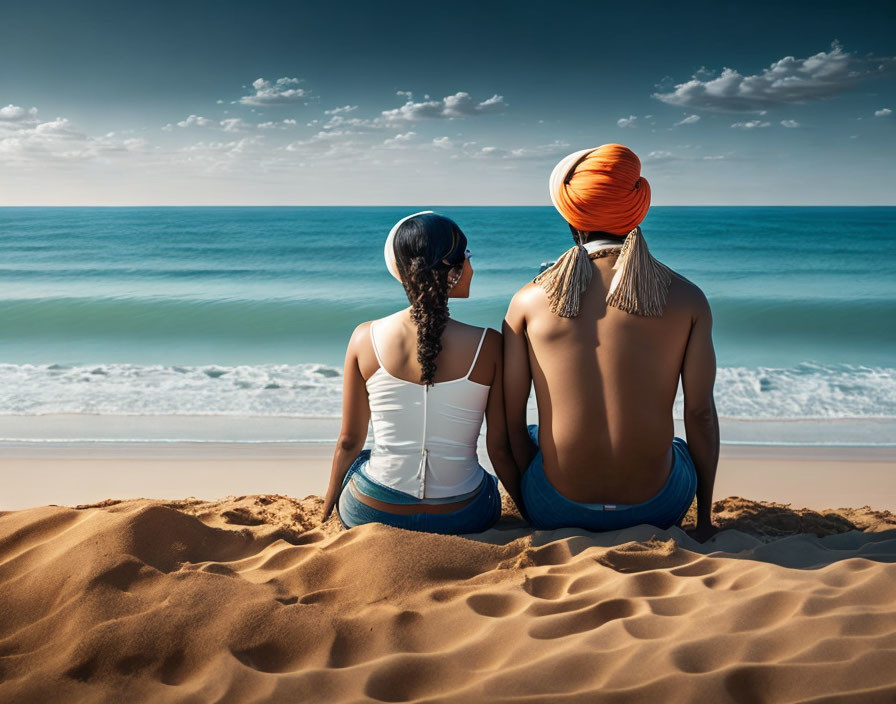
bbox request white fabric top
[364,321,490,499]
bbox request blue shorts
[521,425,697,532]
[336,450,502,535]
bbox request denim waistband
[350,458,488,505]
[558,438,693,511]
[524,425,694,512]
[520,426,698,532]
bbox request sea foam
[1,362,894,421]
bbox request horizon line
[1,204,895,208]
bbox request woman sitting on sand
[321,212,522,534]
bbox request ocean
[1,206,894,446]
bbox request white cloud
[175,136,268,173]
[617,115,638,128]
[0,104,39,125]
[780,119,801,128]
[432,136,454,150]
[181,136,260,153]
[383,131,417,148]
[643,150,732,164]
[321,114,380,132]
[0,107,148,165]
[461,139,570,160]
[315,92,507,135]
[654,42,896,112]
[874,108,892,117]
[33,117,81,137]
[285,130,356,156]
[731,120,771,129]
[219,118,249,132]
[259,118,299,129]
[324,105,358,116]
[645,150,675,162]
[379,92,507,122]
[177,115,215,128]
[674,114,701,126]
[239,77,307,106]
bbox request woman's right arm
[321,323,372,521]
[483,329,525,514]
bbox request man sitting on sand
[503,144,719,542]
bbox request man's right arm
[681,291,720,541]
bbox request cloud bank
[239,77,307,106]
[654,42,895,112]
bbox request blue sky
[1,0,894,205]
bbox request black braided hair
[392,214,467,386]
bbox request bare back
[505,253,710,504]
[355,311,495,386]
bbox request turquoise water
[0,206,894,429]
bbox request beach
[5,0,896,693]
[2,206,895,700]
[3,440,896,701]
[2,441,896,513]
[2,441,896,702]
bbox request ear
[446,263,464,290]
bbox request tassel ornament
[534,226,671,318]
[532,238,593,318]
[606,226,671,317]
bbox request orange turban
[549,144,650,235]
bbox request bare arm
[483,329,524,513]
[321,324,372,521]
[681,295,720,541]
[502,291,537,472]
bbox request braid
[403,256,451,386]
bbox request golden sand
[1,493,895,702]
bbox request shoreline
[2,440,895,513]
[2,413,895,447]
[3,439,896,459]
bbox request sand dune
[1,495,896,702]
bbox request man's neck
[583,238,623,253]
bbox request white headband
[384,210,435,282]
[548,147,597,214]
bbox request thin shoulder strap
[369,321,386,369]
[465,328,489,379]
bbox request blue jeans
[336,450,502,535]
[521,425,697,531]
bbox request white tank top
[364,321,490,499]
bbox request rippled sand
[1,494,895,702]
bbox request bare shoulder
[506,281,545,324]
[459,323,502,353]
[510,281,545,307]
[482,327,503,355]
[467,327,503,384]
[348,320,374,349]
[447,318,485,335]
[447,320,501,354]
[667,269,711,319]
[347,320,378,367]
